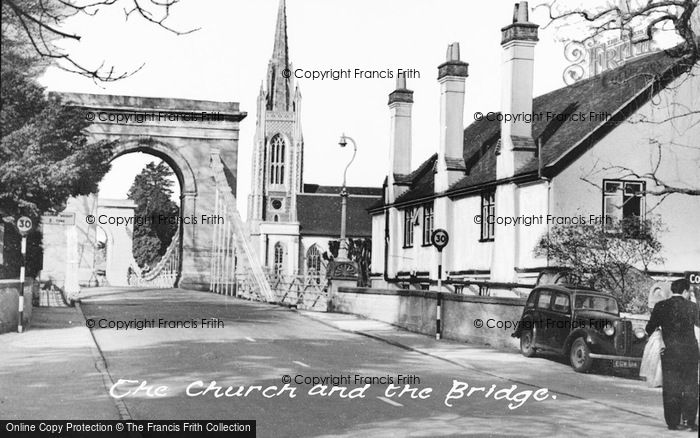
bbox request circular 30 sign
[431,228,449,251]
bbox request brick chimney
[387,74,413,203]
[497,1,538,179]
[491,2,539,285]
[435,42,468,192]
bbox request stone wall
[0,279,36,334]
[331,287,527,350]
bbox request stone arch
[110,138,197,197]
[45,91,247,292]
[106,139,189,287]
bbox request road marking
[293,360,310,368]
[377,396,403,407]
[245,337,256,342]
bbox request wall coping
[337,286,527,306]
[0,279,21,286]
[0,278,36,286]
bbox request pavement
[1,287,696,437]
[0,305,120,420]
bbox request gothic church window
[274,241,285,274]
[306,245,322,275]
[270,134,286,185]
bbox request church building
[247,0,381,278]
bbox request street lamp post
[337,134,357,261]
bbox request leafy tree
[323,238,372,286]
[0,71,112,218]
[127,161,179,269]
[0,49,112,278]
[534,216,665,313]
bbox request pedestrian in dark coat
[646,278,699,431]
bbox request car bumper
[588,353,641,368]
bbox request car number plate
[613,360,639,368]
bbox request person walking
[645,278,699,431]
[640,284,670,387]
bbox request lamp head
[339,134,347,148]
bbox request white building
[369,2,700,294]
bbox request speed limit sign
[17,216,33,236]
[431,228,449,252]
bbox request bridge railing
[127,228,180,288]
[209,151,275,302]
[269,272,329,310]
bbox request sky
[38,0,677,216]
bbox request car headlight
[634,328,646,339]
[603,324,615,336]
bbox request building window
[306,245,322,276]
[403,208,414,248]
[422,203,434,246]
[603,180,645,231]
[269,134,285,185]
[480,191,495,241]
[273,241,285,275]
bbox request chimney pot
[501,1,538,45]
[515,2,529,23]
[446,42,461,61]
[437,42,469,80]
[396,73,407,90]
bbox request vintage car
[512,285,647,372]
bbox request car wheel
[570,338,593,373]
[520,330,536,357]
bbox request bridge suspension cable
[209,151,275,302]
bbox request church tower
[248,0,303,225]
[248,0,304,275]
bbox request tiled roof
[381,48,688,205]
[392,154,438,205]
[296,192,380,237]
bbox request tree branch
[2,0,199,81]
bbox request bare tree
[1,0,199,82]
[540,0,699,64]
[537,0,700,200]
[535,217,665,312]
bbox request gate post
[326,260,359,312]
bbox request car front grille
[614,320,632,354]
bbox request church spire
[267,0,292,111]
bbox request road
[76,288,678,437]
